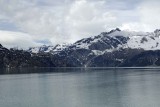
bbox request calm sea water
[0,68,160,107]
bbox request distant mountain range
[1,28,160,68]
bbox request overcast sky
[0,0,160,49]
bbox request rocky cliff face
[1,28,160,68]
[0,45,30,68]
[0,44,55,68]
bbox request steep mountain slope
[69,28,160,53]
[0,44,31,68]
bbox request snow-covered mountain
[2,28,160,68]
[28,28,160,55]
[72,28,160,51]
[23,28,160,67]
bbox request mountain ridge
[1,28,160,68]
[28,28,160,55]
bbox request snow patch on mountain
[28,45,55,53]
[51,43,71,52]
[123,30,160,50]
[28,43,71,54]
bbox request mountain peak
[108,28,121,34]
[111,28,121,32]
[154,29,160,32]
[154,29,160,37]
[0,44,3,48]
[115,28,121,31]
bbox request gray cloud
[0,30,42,49]
[0,0,159,48]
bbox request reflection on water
[0,68,160,107]
[0,67,93,74]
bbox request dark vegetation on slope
[1,43,160,68]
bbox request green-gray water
[0,68,160,107]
